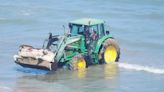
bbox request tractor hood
[52,35,82,62]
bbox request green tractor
[14,18,120,71]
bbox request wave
[0,85,12,91]
[118,63,164,74]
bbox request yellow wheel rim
[104,45,117,63]
[77,59,86,70]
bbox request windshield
[69,23,105,37]
[70,24,84,35]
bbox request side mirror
[106,30,110,35]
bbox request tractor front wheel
[69,54,86,71]
[99,38,120,64]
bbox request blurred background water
[0,0,164,92]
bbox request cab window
[100,23,105,36]
[70,24,84,35]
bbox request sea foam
[118,63,164,74]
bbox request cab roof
[70,18,104,26]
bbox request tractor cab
[69,18,107,39]
[69,18,108,52]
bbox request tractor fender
[94,35,113,54]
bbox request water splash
[0,86,12,91]
[16,67,48,75]
[118,63,164,74]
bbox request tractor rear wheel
[99,38,120,64]
[69,54,86,71]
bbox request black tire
[69,54,86,71]
[98,38,120,64]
